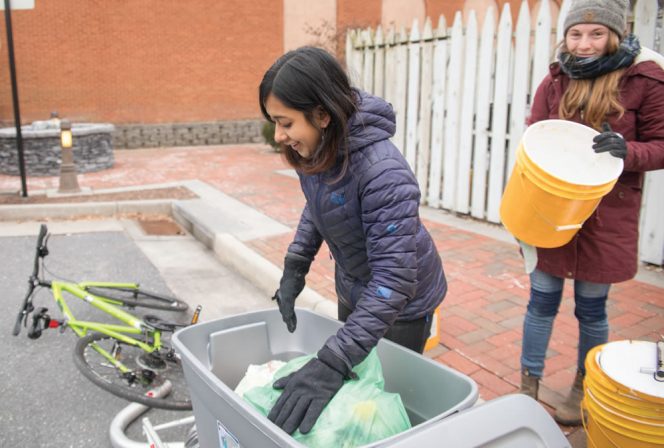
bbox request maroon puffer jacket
[528,57,664,283]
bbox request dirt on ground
[136,216,187,235]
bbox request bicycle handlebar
[13,224,49,336]
[32,224,48,278]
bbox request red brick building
[0,0,536,147]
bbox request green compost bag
[242,348,412,448]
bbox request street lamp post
[57,119,80,193]
[3,0,28,196]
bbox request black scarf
[558,34,641,79]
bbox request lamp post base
[47,186,91,198]
[58,163,81,194]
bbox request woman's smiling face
[565,24,611,58]
[264,94,329,159]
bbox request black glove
[272,253,311,333]
[593,122,627,159]
[268,346,353,434]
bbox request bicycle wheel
[85,286,188,312]
[73,332,192,411]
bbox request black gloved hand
[268,346,352,434]
[272,253,311,333]
[593,122,627,159]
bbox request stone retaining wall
[112,120,265,149]
[0,120,267,176]
[0,125,114,176]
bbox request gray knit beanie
[564,0,629,37]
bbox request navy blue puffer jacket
[288,90,447,368]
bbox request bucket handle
[518,169,584,232]
[555,224,582,231]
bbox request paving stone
[0,143,661,424]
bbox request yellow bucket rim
[585,383,664,427]
[585,376,664,420]
[585,358,664,408]
[584,392,664,436]
[516,146,617,198]
[521,119,623,187]
[586,343,664,404]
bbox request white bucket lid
[523,120,624,186]
[597,340,664,399]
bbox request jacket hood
[347,89,396,153]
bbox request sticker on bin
[217,420,240,448]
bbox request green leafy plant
[262,121,279,152]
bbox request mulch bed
[137,218,187,236]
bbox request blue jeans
[521,269,610,377]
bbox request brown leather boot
[520,370,539,400]
[554,371,584,426]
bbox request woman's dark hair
[259,46,357,175]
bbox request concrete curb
[0,193,338,318]
[0,200,173,221]
[171,201,216,248]
[1,180,662,292]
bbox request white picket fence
[345,0,664,266]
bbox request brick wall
[425,0,467,22]
[0,0,530,150]
[0,1,283,126]
[337,0,382,30]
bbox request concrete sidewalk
[2,143,663,445]
[0,219,273,448]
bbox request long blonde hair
[558,32,625,130]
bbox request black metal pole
[4,0,27,197]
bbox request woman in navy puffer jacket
[259,46,447,436]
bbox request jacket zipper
[311,175,340,265]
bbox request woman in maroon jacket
[520,0,664,426]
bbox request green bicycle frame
[51,281,162,374]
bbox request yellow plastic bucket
[582,341,664,448]
[424,305,441,351]
[500,120,623,248]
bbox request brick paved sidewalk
[3,144,663,444]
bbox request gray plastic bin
[388,394,570,447]
[172,308,478,447]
